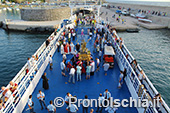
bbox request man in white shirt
[96,58,100,72]
[104,89,111,106]
[103,62,110,76]
[90,60,95,76]
[47,100,56,113]
[27,57,32,70]
[96,93,104,112]
[49,55,53,70]
[1,86,11,102]
[28,95,35,113]
[60,60,66,77]
[65,92,72,105]
[66,103,78,113]
[118,71,124,88]
[37,90,47,110]
[68,67,76,84]
[72,32,76,41]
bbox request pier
[2,19,60,32]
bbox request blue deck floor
[23,27,137,113]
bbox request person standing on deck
[56,41,60,52]
[65,93,72,105]
[99,50,102,61]
[61,44,64,54]
[27,57,32,71]
[118,71,124,88]
[105,102,118,113]
[86,64,91,79]
[89,30,93,40]
[47,100,56,113]
[49,55,53,70]
[37,90,47,110]
[42,73,49,90]
[103,62,110,76]
[63,53,67,61]
[70,42,75,54]
[76,43,80,52]
[61,60,66,77]
[81,95,89,113]
[81,29,84,39]
[96,93,104,112]
[28,95,35,113]
[66,98,78,113]
[68,66,76,84]
[72,30,76,41]
[103,89,111,106]
[68,32,71,44]
[90,109,94,113]
[90,59,95,76]
[96,58,100,72]
[76,64,82,81]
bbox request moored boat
[138,18,152,23]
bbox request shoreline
[106,1,170,8]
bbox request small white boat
[0,9,2,12]
[16,8,20,11]
[2,7,7,11]
[138,18,152,23]
[130,13,136,18]
[135,13,146,19]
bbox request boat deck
[23,26,137,113]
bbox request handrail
[0,19,65,112]
[122,43,170,112]
[105,25,160,113]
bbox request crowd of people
[26,15,124,113]
[55,19,120,85]
[138,9,167,17]
[0,81,18,111]
[28,89,118,113]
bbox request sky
[106,0,170,2]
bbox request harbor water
[118,28,170,106]
[0,8,170,107]
[0,10,49,86]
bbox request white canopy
[104,46,115,55]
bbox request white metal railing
[105,23,170,113]
[102,24,163,112]
[0,20,66,113]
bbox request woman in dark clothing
[42,73,49,90]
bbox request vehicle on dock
[121,9,130,16]
[103,46,115,68]
[116,10,121,14]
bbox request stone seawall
[21,7,71,21]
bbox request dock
[134,21,167,30]
[100,7,169,31]
[2,20,60,32]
